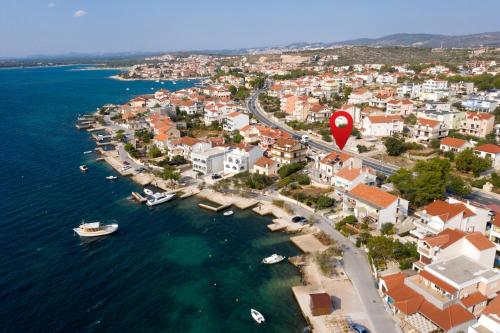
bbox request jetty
[196,189,258,210]
[131,192,147,203]
[198,202,231,212]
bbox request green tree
[404,114,417,125]
[148,145,162,158]
[160,165,180,181]
[232,130,244,144]
[380,223,395,235]
[455,149,491,176]
[384,137,407,156]
[316,195,335,209]
[228,85,237,96]
[447,175,472,198]
[429,138,440,149]
[390,158,451,207]
[278,163,304,178]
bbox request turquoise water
[0,66,306,332]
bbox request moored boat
[144,188,154,196]
[83,150,93,154]
[223,210,234,216]
[79,165,89,172]
[251,309,265,324]
[73,221,118,237]
[106,175,118,180]
[146,192,175,206]
[262,254,285,264]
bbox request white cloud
[47,3,56,8]
[73,10,87,18]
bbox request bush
[316,195,335,209]
[335,215,357,230]
[296,174,311,185]
[380,223,395,235]
[357,145,369,153]
[244,173,273,190]
[148,145,162,158]
[278,162,305,178]
[272,199,284,208]
[455,149,491,176]
[384,137,407,156]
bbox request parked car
[211,174,222,180]
[350,323,370,333]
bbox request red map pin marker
[329,111,353,150]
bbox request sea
[0,66,306,332]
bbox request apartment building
[460,112,495,138]
[312,152,362,185]
[269,138,307,166]
[413,118,449,143]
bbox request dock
[131,191,147,203]
[180,188,200,199]
[290,234,328,254]
[198,203,231,212]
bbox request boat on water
[79,165,89,172]
[146,192,176,206]
[251,309,265,324]
[83,150,93,154]
[144,188,154,196]
[172,80,177,84]
[262,254,285,264]
[126,87,130,91]
[73,221,118,237]
[106,175,118,180]
[160,81,164,85]
[223,210,234,216]
[155,79,160,83]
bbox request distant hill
[286,32,500,49]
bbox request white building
[333,167,377,198]
[361,115,404,137]
[412,198,491,239]
[223,111,249,132]
[191,146,226,175]
[343,184,409,228]
[474,144,500,170]
[224,143,263,174]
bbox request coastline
[109,74,208,82]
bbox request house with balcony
[347,87,373,105]
[380,254,500,332]
[412,198,491,239]
[469,296,500,333]
[223,143,263,174]
[414,229,495,271]
[386,99,414,116]
[379,270,477,333]
[223,111,249,132]
[474,144,500,170]
[413,118,449,143]
[191,146,226,175]
[167,137,211,161]
[361,115,403,137]
[251,156,278,177]
[269,138,307,167]
[440,137,473,153]
[333,166,376,198]
[342,184,409,227]
[460,112,495,138]
[488,215,500,267]
[312,152,362,185]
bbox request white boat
[83,150,93,154]
[73,221,118,237]
[172,80,177,84]
[155,79,160,83]
[262,254,285,264]
[106,175,118,180]
[160,81,164,85]
[126,88,130,91]
[79,165,89,172]
[146,192,176,206]
[251,309,265,324]
[144,188,154,196]
[223,210,234,216]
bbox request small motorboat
[146,192,176,206]
[144,188,154,196]
[83,150,93,154]
[251,309,265,324]
[79,165,89,172]
[262,254,285,264]
[223,210,234,216]
[126,88,130,91]
[73,221,118,237]
[106,175,118,180]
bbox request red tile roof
[483,295,500,317]
[419,270,457,294]
[419,302,475,330]
[348,184,398,209]
[464,232,495,251]
[466,112,494,120]
[417,118,441,127]
[320,152,352,164]
[335,167,375,182]
[474,143,500,154]
[440,137,468,148]
[460,292,487,308]
[380,272,406,290]
[423,229,466,249]
[422,200,475,222]
[367,115,402,124]
[254,156,276,168]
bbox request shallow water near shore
[0,66,306,332]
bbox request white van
[300,135,309,144]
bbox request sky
[1,0,500,58]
